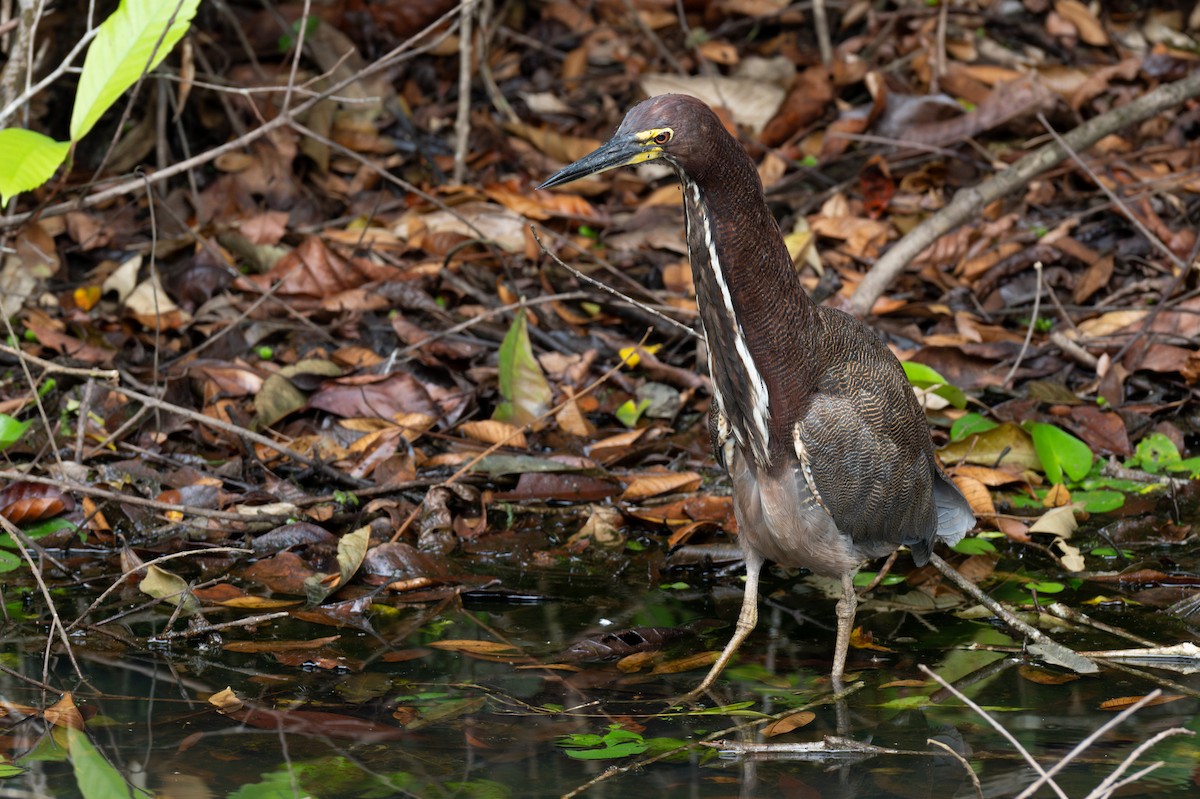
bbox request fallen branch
[850,68,1200,316]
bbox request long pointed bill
[537,134,658,190]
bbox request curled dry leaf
[0,481,74,523]
[952,474,997,526]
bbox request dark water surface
[2,545,1198,799]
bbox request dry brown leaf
[1072,310,1147,339]
[621,471,703,501]
[952,474,997,525]
[1018,665,1080,685]
[459,420,527,449]
[650,650,719,675]
[950,465,1025,487]
[697,39,738,65]
[555,397,595,437]
[1054,0,1109,46]
[1043,483,1072,508]
[428,639,521,655]
[1028,504,1082,537]
[1100,694,1184,711]
[43,693,85,730]
[763,711,817,737]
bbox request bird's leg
[686,548,764,698]
[830,571,857,690]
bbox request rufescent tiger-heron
[539,94,1095,695]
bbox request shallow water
[2,549,1198,799]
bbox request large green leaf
[0,413,32,450]
[0,130,70,205]
[493,312,551,426]
[1025,422,1093,484]
[70,0,202,141]
[67,726,133,799]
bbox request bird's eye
[653,131,672,145]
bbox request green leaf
[559,725,649,760]
[901,361,966,408]
[1071,490,1125,513]
[0,413,32,450]
[950,412,998,442]
[1127,432,1181,474]
[0,129,70,205]
[1167,457,1200,478]
[614,398,650,427]
[67,726,133,799]
[1024,580,1066,594]
[1,518,79,550]
[0,550,21,573]
[493,312,551,425]
[853,571,905,586]
[71,0,202,140]
[1025,422,1093,484]
[952,537,998,555]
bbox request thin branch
[851,68,1200,316]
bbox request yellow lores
[625,128,674,165]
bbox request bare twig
[453,0,475,183]
[1002,260,1042,388]
[531,228,700,341]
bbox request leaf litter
[1,1,1200,796]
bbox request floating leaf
[1071,490,1125,513]
[1166,457,1200,479]
[139,564,200,614]
[67,724,134,799]
[1026,422,1093,484]
[0,550,21,573]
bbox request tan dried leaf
[459,419,527,449]
[763,711,816,737]
[1054,0,1109,46]
[621,471,703,501]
